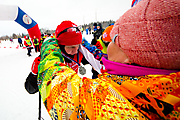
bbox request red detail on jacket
[31,56,41,75]
[95,41,103,50]
[65,52,83,73]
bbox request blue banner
[14,7,37,30]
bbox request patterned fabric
[38,39,146,120]
[99,72,180,120]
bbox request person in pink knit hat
[100,0,180,119]
[104,0,180,76]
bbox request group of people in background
[90,22,114,78]
[23,34,55,56]
[85,26,91,35]
[24,36,38,56]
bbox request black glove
[25,72,39,94]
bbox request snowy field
[0,32,93,120]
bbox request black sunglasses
[57,27,80,38]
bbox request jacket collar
[102,57,179,76]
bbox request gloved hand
[25,72,38,94]
[25,55,41,94]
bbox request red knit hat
[55,20,82,45]
[110,0,180,70]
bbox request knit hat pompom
[102,25,114,42]
[110,0,180,70]
[55,20,82,46]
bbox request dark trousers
[19,43,23,47]
[92,68,99,79]
[27,48,32,56]
[35,45,40,52]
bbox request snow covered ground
[0,32,93,120]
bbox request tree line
[0,20,115,40]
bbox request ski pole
[39,92,41,120]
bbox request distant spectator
[39,35,45,49]
[18,37,23,47]
[33,36,40,53]
[88,26,91,34]
[93,23,97,32]
[94,23,104,39]
[24,36,32,57]
[91,23,104,45]
[86,27,88,35]
[10,38,14,43]
[81,26,84,34]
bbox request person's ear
[107,42,130,64]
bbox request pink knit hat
[110,0,180,70]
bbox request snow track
[0,33,93,119]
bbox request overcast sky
[0,0,132,36]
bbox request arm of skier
[37,38,81,118]
[37,38,141,120]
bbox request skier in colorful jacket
[25,20,107,94]
[37,0,180,119]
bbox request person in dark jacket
[94,23,104,39]
[91,23,104,45]
[91,23,105,78]
[93,22,97,32]
[18,37,23,47]
[33,36,40,53]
